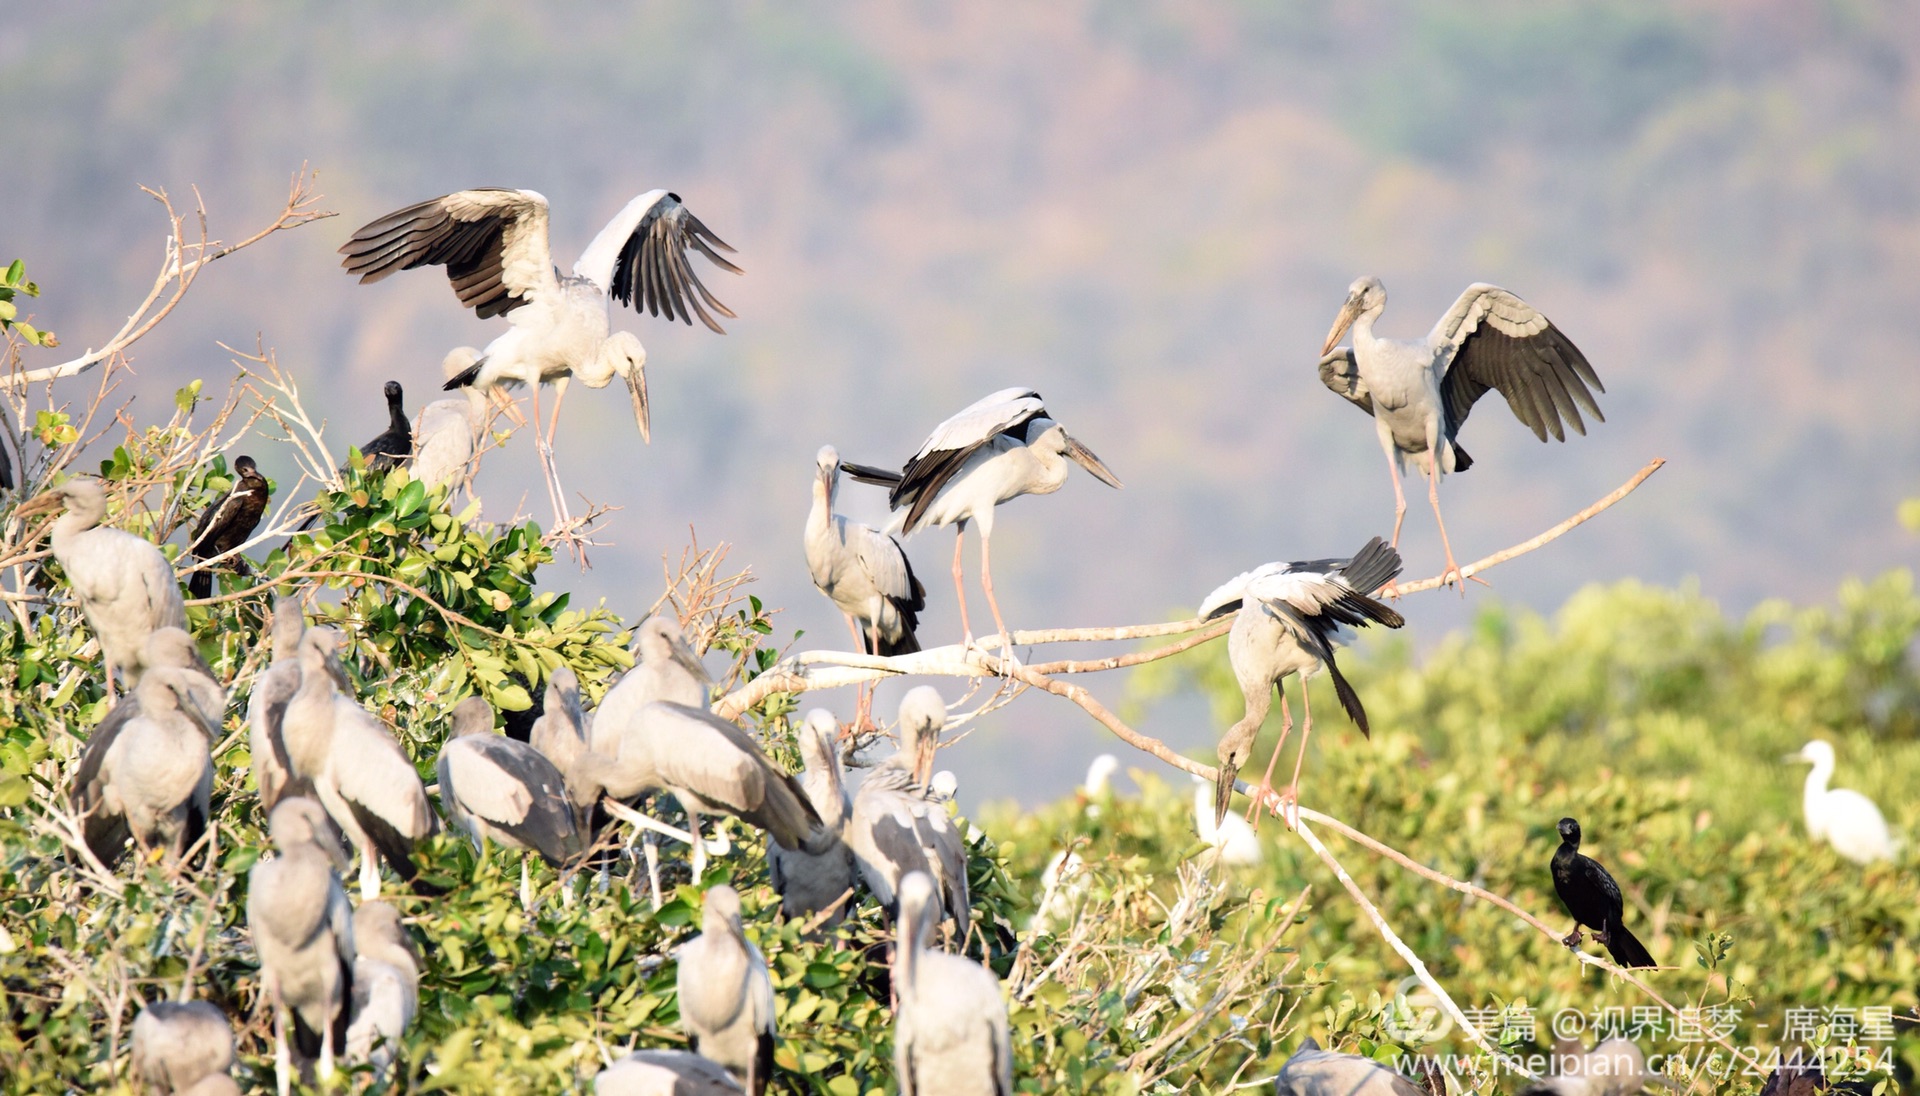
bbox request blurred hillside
[4,0,1917,805]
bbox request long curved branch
[714,457,1666,719]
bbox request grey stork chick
[767,710,856,929]
[528,666,591,782]
[676,884,776,1096]
[410,347,489,493]
[841,388,1120,649]
[807,445,926,727]
[17,478,186,691]
[69,666,214,868]
[848,687,970,941]
[806,445,925,657]
[340,188,741,523]
[1272,1036,1427,1096]
[130,999,235,1096]
[577,701,825,877]
[248,597,334,815]
[1199,537,1404,829]
[590,615,712,757]
[282,627,438,899]
[345,900,420,1082]
[184,455,269,600]
[436,695,585,865]
[247,797,356,1095]
[595,1050,745,1095]
[892,871,1011,1096]
[358,381,413,472]
[1319,277,1605,585]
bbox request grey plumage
[1272,1036,1426,1096]
[345,900,420,1081]
[69,665,214,867]
[806,446,925,657]
[676,885,776,1096]
[247,598,328,814]
[410,347,489,491]
[281,627,438,898]
[766,710,856,927]
[529,666,590,780]
[590,615,712,758]
[436,696,584,865]
[130,1000,234,1095]
[579,701,824,854]
[18,478,186,689]
[1318,277,1605,581]
[892,872,1011,1096]
[848,688,970,939]
[1200,538,1404,826]
[248,797,356,1091]
[594,1050,746,1095]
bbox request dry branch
[4,169,333,389]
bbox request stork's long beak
[1782,751,1807,763]
[625,365,651,444]
[1321,295,1363,357]
[671,633,714,686]
[912,728,939,789]
[1213,762,1238,829]
[15,492,64,518]
[1066,436,1122,488]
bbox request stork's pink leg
[951,531,973,646]
[1427,457,1487,592]
[1379,443,1407,598]
[844,613,875,730]
[1244,692,1295,827]
[979,529,1013,668]
[1274,683,1314,831]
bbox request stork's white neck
[1802,757,1833,836]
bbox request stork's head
[634,614,711,684]
[1322,276,1387,356]
[233,455,260,478]
[1033,421,1123,490]
[267,796,351,869]
[1556,817,1582,846]
[595,331,650,443]
[702,883,744,935]
[814,445,841,499]
[449,696,495,738]
[799,709,842,771]
[1787,739,1835,768]
[16,477,108,524]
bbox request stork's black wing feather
[608,194,741,333]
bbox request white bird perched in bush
[1190,777,1262,866]
[1787,739,1897,864]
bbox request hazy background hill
[5,0,1916,806]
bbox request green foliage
[1070,571,1920,1091]
[0,259,57,347]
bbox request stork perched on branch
[1318,278,1605,587]
[843,388,1119,652]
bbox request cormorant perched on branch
[360,381,412,471]
[1550,817,1656,969]
[185,455,268,599]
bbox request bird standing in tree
[1550,817,1656,969]
[359,381,413,471]
[184,455,269,600]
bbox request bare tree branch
[3,168,333,389]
